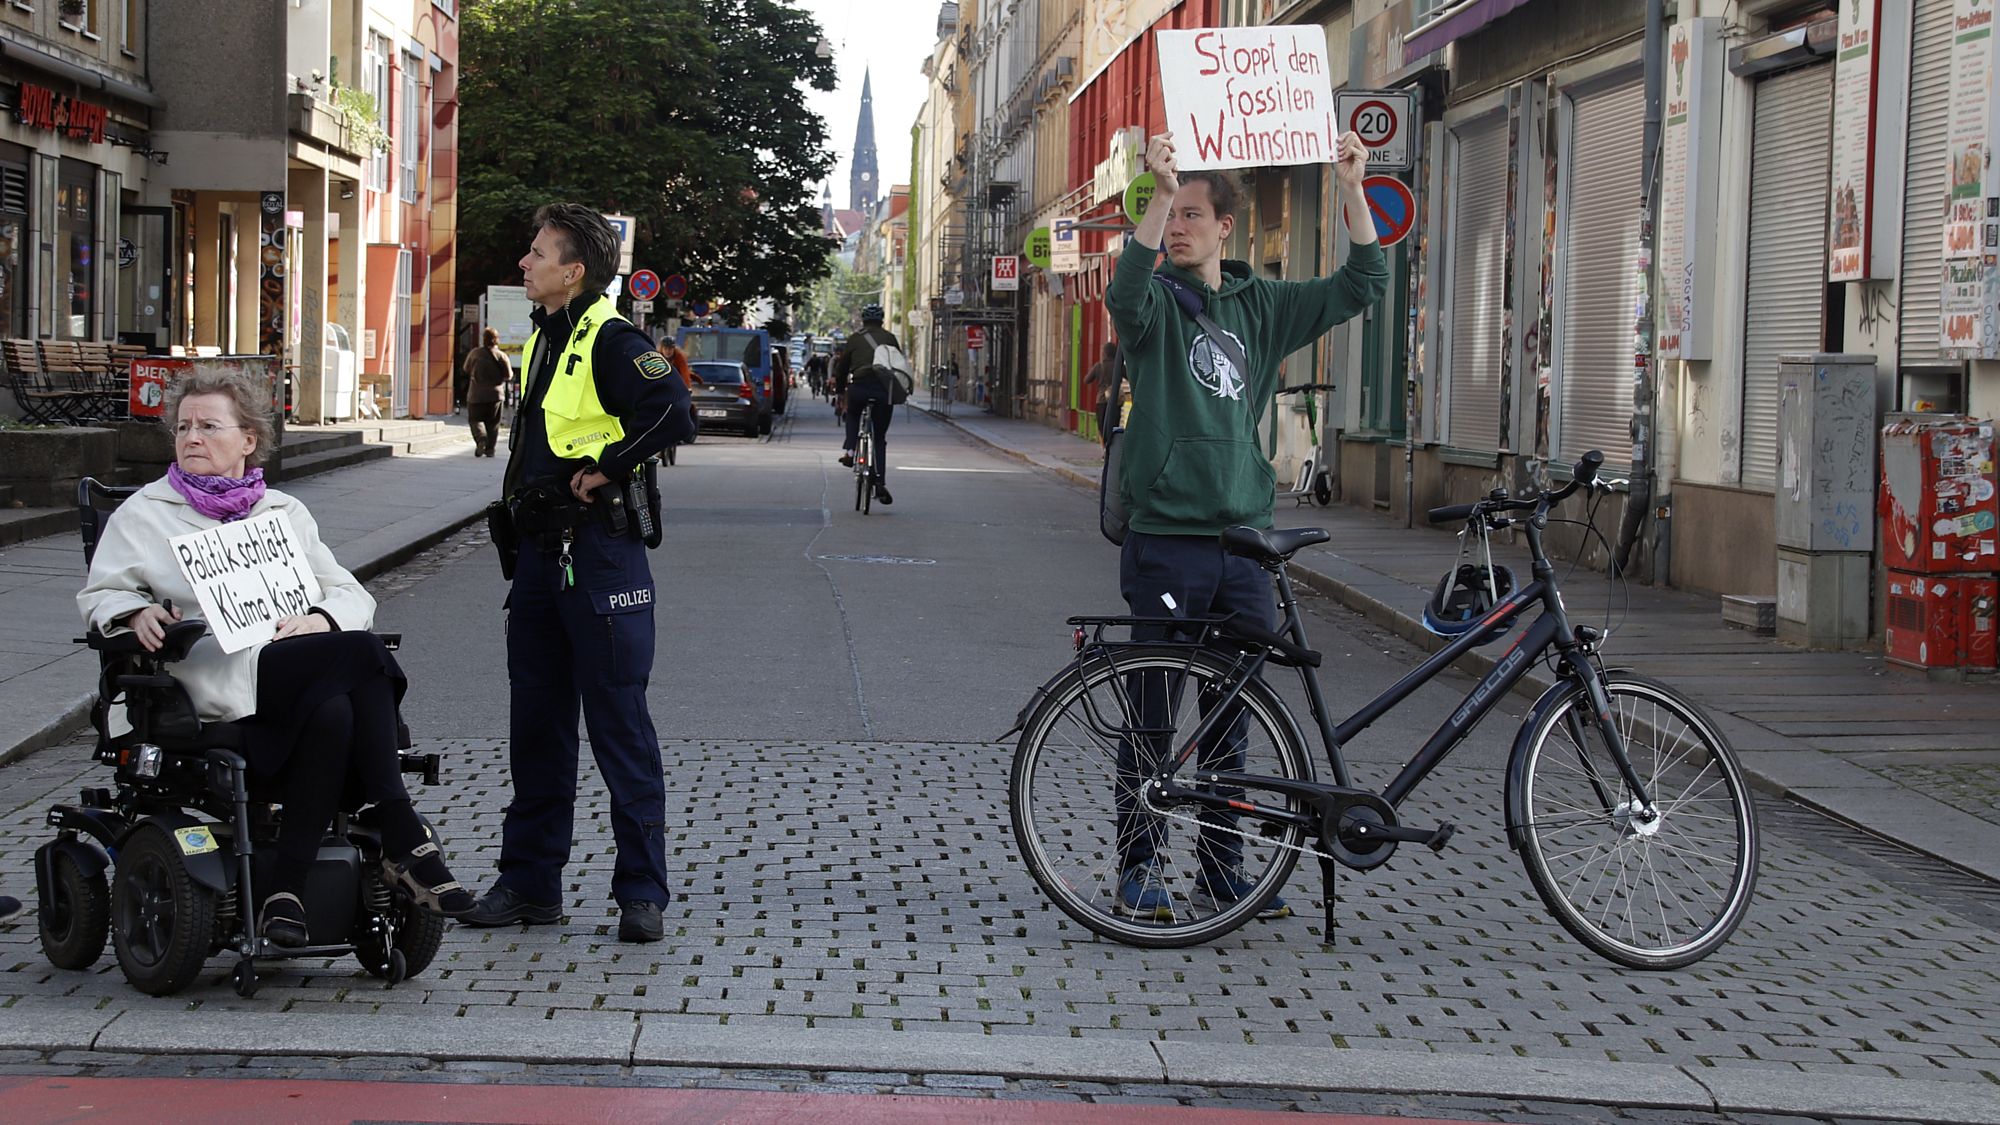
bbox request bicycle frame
[1091,517,1656,840]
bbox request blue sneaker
[1115,863,1173,920]
[1193,867,1292,919]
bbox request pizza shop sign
[14,83,109,145]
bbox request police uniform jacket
[506,292,694,498]
[76,475,375,724]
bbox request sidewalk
[0,415,494,766]
[927,407,2000,884]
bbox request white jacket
[76,475,376,723]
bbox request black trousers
[249,631,425,897]
[842,382,893,482]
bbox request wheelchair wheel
[356,893,446,981]
[40,847,110,970]
[111,823,219,997]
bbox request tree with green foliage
[458,0,837,313]
[800,253,884,336]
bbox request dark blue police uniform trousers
[1115,530,1279,876]
[499,520,672,908]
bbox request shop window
[57,165,97,340]
[0,163,26,340]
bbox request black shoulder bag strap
[1153,273,1250,377]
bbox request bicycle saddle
[1220,526,1330,563]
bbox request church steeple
[849,68,879,215]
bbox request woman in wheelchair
[76,368,475,948]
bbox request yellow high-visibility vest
[521,294,626,462]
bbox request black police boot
[461,885,563,928]
[619,901,665,943]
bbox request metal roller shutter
[1740,63,1833,490]
[1446,117,1510,451]
[1900,0,1954,367]
[1556,81,1645,467]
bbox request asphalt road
[1,403,1996,1123]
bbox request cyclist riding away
[833,304,902,507]
[1105,130,1388,923]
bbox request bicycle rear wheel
[1010,646,1314,948]
[1515,673,1759,969]
[853,430,870,512]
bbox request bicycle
[1006,451,1759,970]
[852,399,881,514]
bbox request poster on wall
[1657,18,1723,360]
[1829,0,1910,281]
[1943,0,2000,357]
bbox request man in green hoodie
[1105,130,1388,924]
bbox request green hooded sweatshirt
[1106,238,1388,536]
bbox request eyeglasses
[172,420,245,439]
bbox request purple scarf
[167,463,267,523]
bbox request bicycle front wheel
[1010,646,1314,948]
[1515,673,1759,969]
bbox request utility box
[1885,572,1999,672]
[1774,354,1878,647]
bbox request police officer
[833,304,900,506]
[465,203,694,943]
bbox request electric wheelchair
[34,478,450,998]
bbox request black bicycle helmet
[860,303,884,324]
[1423,563,1516,644]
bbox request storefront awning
[1402,0,1536,65]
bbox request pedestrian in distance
[656,333,695,383]
[463,327,512,457]
[77,367,476,947]
[832,303,902,506]
[466,203,695,944]
[1105,129,1388,923]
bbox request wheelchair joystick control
[133,743,163,779]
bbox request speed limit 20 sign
[1334,90,1418,172]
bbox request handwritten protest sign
[168,510,323,655]
[1157,26,1336,172]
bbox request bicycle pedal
[1426,822,1457,852]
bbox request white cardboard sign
[168,510,324,655]
[1157,26,1336,171]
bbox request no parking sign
[1346,175,1417,247]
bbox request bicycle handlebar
[1275,382,1337,396]
[1425,451,1606,525]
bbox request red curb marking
[0,1075,1503,1125]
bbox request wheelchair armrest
[86,619,209,662]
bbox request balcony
[288,92,362,161]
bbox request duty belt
[508,486,594,544]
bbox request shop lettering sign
[14,83,108,145]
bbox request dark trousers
[253,631,423,899]
[499,522,671,907]
[842,382,893,482]
[468,402,502,454]
[1116,530,1279,874]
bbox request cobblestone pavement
[4,721,1997,1091]
[0,1050,1917,1123]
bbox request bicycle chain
[1145,791,1341,865]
